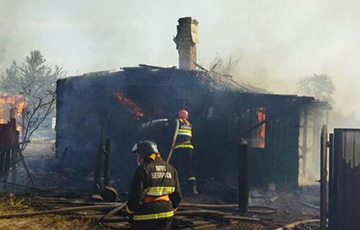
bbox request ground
[0,140,320,230]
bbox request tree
[209,56,240,77]
[0,50,65,149]
[298,74,335,103]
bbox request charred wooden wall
[56,69,211,184]
[259,107,300,187]
[205,92,309,187]
[0,119,19,183]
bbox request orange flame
[113,91,144,120]
[255,108,266,148]
[0,95,26,131]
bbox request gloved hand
[141,122,149,129]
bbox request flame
[255,108,266,148]
[0,95,26,131]
[113,91,144,120]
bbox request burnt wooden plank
[263,118,272,184]
[352,131,360,230]
[330,131,337,230]
[0,125,4,175]
[320,125,327,230]
[328,134,335,230]
[302,108,308,177]
[334,130,345,229]
[3,149,10,183]
[285,118,291,184]
[343,131,354,230]
[0,124,8,178]
[238,142,249,214]
[292,110,301,187]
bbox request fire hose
[166,119,179,163]
[272,219,320,230]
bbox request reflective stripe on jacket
[177,118,192,138]
[177,128,192,137]
[175,119,194,149]
[145,186,176,196]
[174,143,194,149]
[133,210,174,221]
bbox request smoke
[1,0,360,119]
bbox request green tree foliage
[0,50,65,149]
[298,74,335,103]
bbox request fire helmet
[132,140,159,158]
[178,109,189,119]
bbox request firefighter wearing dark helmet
[126,140,182,230]
[173,109,199,195]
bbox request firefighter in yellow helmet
[126,140,182,230]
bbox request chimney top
[174,17,199,70]
[178,17,198,25]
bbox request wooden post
[238,139,249,215]
[302,107,308,177]
[10,148,17,183]
[320,125,328,230]
[9,108,15,119]
[3,148,10,186]
[93,122,105,193]
[328,133,334,230]
[104,139,111,187]
[312,109,321,178]
[21,107,25,140]
[9,120,18,183]
[0,125,6,179]
[3,123,10,188]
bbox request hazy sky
[1,0,360,117]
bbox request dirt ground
[0,140,320,230]
[0,198,94,230]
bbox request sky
[1,0,360,118]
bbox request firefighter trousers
[172,148,196,183]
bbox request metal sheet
[330,129,360,230]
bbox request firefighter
[140,110,199,195]
[126,140,182,230]
[172,109,199,195]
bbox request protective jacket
[126,154,182,221]
[174,118,194,149]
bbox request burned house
[55,17,329,187]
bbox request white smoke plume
[1,0,360,120]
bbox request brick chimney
[174,17,199,70]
